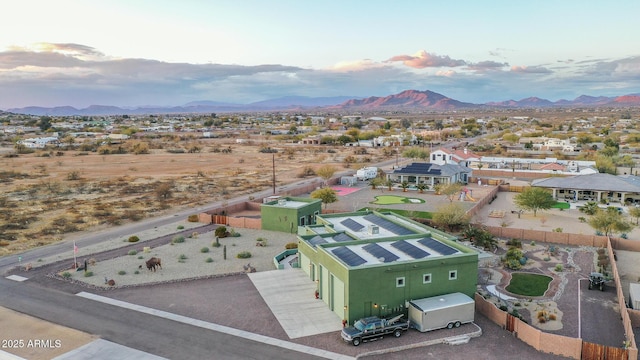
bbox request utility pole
[272,153,276,194]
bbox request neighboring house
[17,136,59,148]
[430,147,481,168]
[260,197,322,233]
[388,162,472,185]
[532,173,640,204]
[297,210,478,324]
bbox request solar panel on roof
[333,233,353,242]
[418,237,458,255]
[308,235,328,247]
[363,214,415,235]
[340,218,365,232]
[363,243,399,263]
[332,247,367,267]
[391,240,430,259]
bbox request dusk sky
[2,0,639,109]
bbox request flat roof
[323,213,424,240]
[328,237,463,267]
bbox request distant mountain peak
[335,89,475,110]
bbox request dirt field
[0,138,389,255]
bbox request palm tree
[400,181,409,192]
[417,183,427,193]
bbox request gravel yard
[58,226,299,288]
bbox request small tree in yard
[310,187,338,209]
[628,206,640,225]
[432,203,469,231]
[316,165,337,186]
[588,207,634,237]
[514,187,556,217]
[441,182,463,203]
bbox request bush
[200,247,210,253]
[138,255,144,259]
[84,271,94,277]
[205,257,213,263]
[530,241,536,247]
[128,235,140,243]
[128,250,138,256]
[134,270,140,274]
[177,225,184,230]
[118,270,126,275]
[553,227,563,233]
[215,226,228,238]
[285,242,298,249]
[62,272,71,278]
[555,264,563,272]
[179,254,187,260]
[211,241,221,248]
[229,229,240,237]
[172,235,185,244]
[188,214,199,222]
[236,251,252,259]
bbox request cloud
[466,61,509,72]
[510,65,552,74]
[386,50,467,68]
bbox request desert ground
[0,137,390,255]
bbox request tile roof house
[532,173,640,204]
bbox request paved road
[0,277,326,360]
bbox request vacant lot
[0,137,388,255]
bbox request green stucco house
[260,196,322,233]
[297,210,478,325]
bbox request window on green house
[449,270,457,280]
[423,273,432,284]
[396,277,405,287]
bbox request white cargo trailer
[408,292,475,332]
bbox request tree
[595,155,617,175]
[579,201,600,215]
[432,203,469,231]
[402,147,429,160]
[316,165,337,186]
[441,182,463,203]
[628,206,640,225]
[513,187,556,217]
[310,187,338,209]
[461,226,497,251]
[368,177,383,190]
[588,207,633,237]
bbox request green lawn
[371,195,425,205]
[506,273,553,296]
[359,207,432,219]
[551,201,570,209]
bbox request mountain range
[6,90,640,116]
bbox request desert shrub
[84,271,94,277]
[177,225,184,230]
[62,272,71,278]
[200,247,210,253]
[499,305,508,312]
[553,227,563,233]
[128,235,140,243]
[530,241,536,247]
[172,235,185,244]
[191,231,199,238]
[215,226,228,238]
[188,214,199,222]
[549,313,557,320]
[128,250,138,256]
[555,264,563,272]
[211,241,221,248]
[134,270,140,275]
[229,229,240,237]
[506,238,522,248]
[0,240,10,247]
[138,255,144,259]
[179,254,187,260]
[236,251,252,259]
[88,258,97,266]
[285,242,298,249]
[118,270,126,275]
[205,257,213,263]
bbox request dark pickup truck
[341,314,410,346]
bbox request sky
[1,0,639,109]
